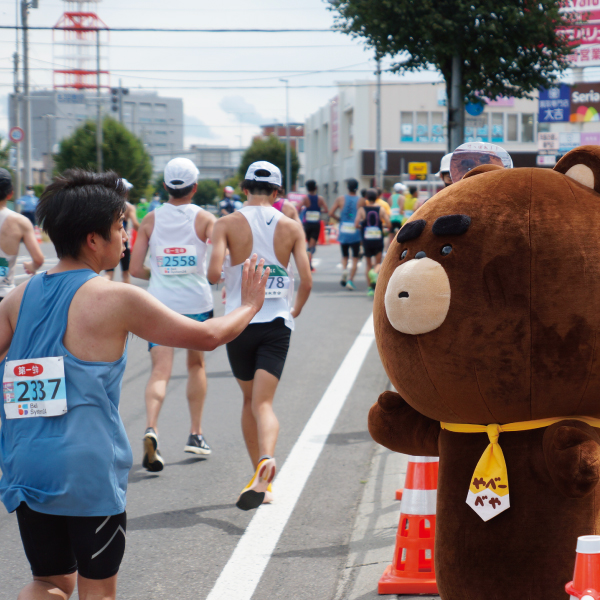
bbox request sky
[0,0,442,148]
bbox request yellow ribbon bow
[441,416,600,522]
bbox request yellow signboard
[408,162,428,180]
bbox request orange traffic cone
[378,456,439,595]
[34,225,42,244]
[317,220,327,245]
[566,536,600,600]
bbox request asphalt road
[0,241,390,600]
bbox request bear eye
[400,249,408,259]
[441,245,452,256]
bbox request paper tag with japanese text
[3,356,67,419]
[156,245,198,275]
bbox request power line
[0,26,335,32]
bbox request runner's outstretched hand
[241,254,269,313]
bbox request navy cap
[0,168,12,182]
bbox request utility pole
[375,59,382,189]
[96,28,103,173]
[119,78,123,123]
[21,0,35,188]
[279,79,291,194]
[449,54,465,152]
[12,51,21,198]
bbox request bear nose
[415,251,427,259]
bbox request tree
[329,0,576,150]
[0,136,11,170]
[238,135,300,190]
[54,117,153,202]
[194,179,220,206]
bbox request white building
[305,81,540,203]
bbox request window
[491,113,504,143]
[431,112,444,143]
[140,102,152,111]
[416,112,429,142]
[401,111,413,142]
[521,114,534,142]
[507,114,518,142]
[155,118,167,123]
[154,103,167,112]
[465,116,488,142]
[298,138,305,153]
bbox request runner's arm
[21,218,44,275]
[129,215,152,280]
[207,218,228,284]
[354,207,365,229]
[125,255,269,351]
[290,224,312,319]
[127,202,140,231]
[328,196,343,220]
[319,196,328,213]
[196,210,216,243]
[381,210,392,229]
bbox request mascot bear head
[374,145,600,425]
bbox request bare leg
[186,350,207,435]
[121,270,131,284]
[237,370,280,468]
[349,256,359,282]
[365,256,374,285]
[341,256,349,271]
[145,346,175,432]
[104,271,115,281]
[77,573,118,600]
[18,574,76,600]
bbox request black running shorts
[226,317,291,381]
[303,222,321,242]
[363,241,384,258]
[16,502,127,580]
[341,242,361,259]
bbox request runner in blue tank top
[0,170,269,600]
[329,178,362,290]
[302,180,328,271]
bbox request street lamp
[279,79,291,195]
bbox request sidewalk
[334,444,439,600]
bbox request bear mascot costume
[369,145,600,600]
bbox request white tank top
[0,209,18,298]
[224,205,294,330]
[147,203,213,315]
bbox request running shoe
[311,266,316,273]
[236,457,276,511]
[184,433,212,456]
[340,269,348,287]
[367,288,375,298]
[368,268,379,287]
[346,280,356,291]
[142,427,164,472]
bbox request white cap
[393,182,407,193]
[244,161,282,186]
[120,178,133,190]
[437,153,453,176]
[164,157,199,189]
[577,536,600,554]
[224,186,234,193]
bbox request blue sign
[466,101,485,116]
[538,85,570,122]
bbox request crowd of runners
[0,151,452,599]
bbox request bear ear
[554,146,600,193]
[462,164,504,180]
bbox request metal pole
[13,51,21,198]
[21,0,32,187]
[450,54,464,151]
[375,59,382,189]
[280,79,291,194]
[119,78,123,123]
[96,28,102,173]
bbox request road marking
[206,313,375,600]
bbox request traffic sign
[9,127,24,144]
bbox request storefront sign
[581,132,600,144]
[559,131,582,152]
[538,85,571,122]
[408,162,428,180]
[538,132,559,154]
[570,83,600,121]
[537,155,557,167]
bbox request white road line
[205,314,375,600]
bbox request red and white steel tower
[52,0,109,90]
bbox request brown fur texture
[369,146,600,599]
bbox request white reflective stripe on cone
[407,456,439,463]
[401,489,437,515]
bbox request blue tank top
[0,270,132,516]
[338,195,361,244]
